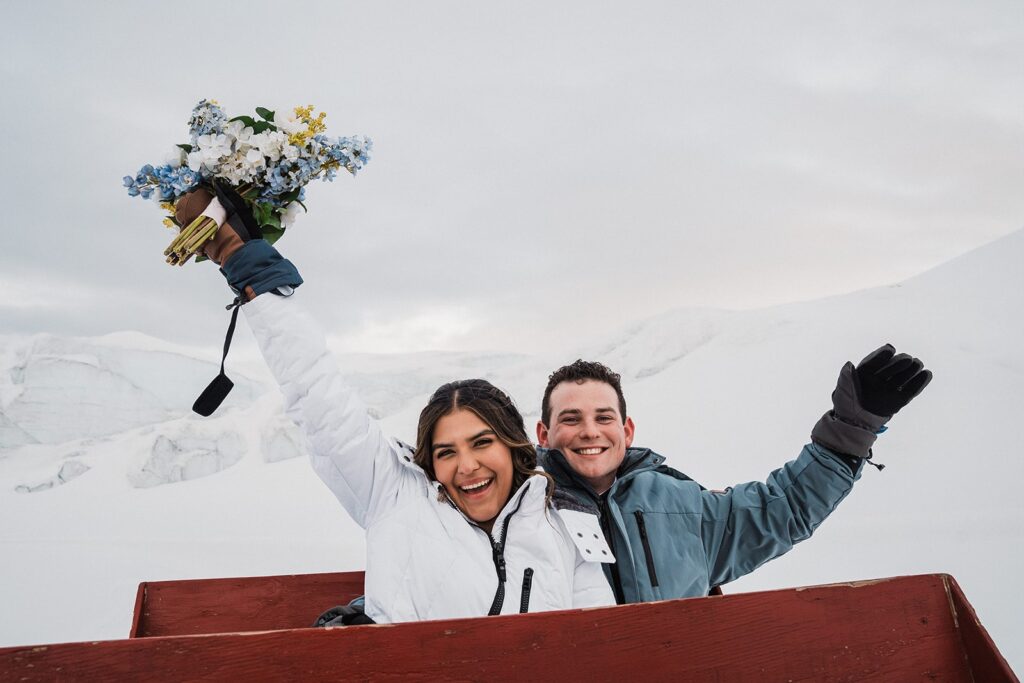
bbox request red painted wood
[2,574,1016,682]
[947,576,1020,682]
[127,583,145,638]
[131,571,366,637]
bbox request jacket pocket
[634,511,660,588]
[519,568,534,613]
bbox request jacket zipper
[634,510,659,588]
[599,496,627,604]
[436,483,529,616]
[485,493,526,616]
[519,568,534,613]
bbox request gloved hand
[174,180,261,266]
[811,344,932,459]
[174,183,301,302]
[850,344,932,418]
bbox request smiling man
[536,352,931,604]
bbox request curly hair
[541,359,627,426]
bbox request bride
[177,186,615,623]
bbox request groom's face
[537,379,635,494]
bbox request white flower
[187,133,234,172]
[280,201,303,228]
[282,144,301,162]
[223,119,254,142]
[163,147,186,168]
[217,150,259,185]
[186,150,204,172]
[274,110,306,136]
[250,130,287,163]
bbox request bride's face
[431,409,515,533]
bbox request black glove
[811,344,932,459]
[851,344,932,418]
[313,597,375,627]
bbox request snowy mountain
[1,228,1022,672]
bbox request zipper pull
[495,553,507,583]
[519,568,535,614]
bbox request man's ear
[536,420,550,447]
[624,416,635,448]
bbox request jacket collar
[538,446,666,500]
[435,472,548,542]
[395,437,548,539]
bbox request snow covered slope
[1,228,1021,672]
[0,332,266,448]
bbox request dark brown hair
[414,379,552,504]
[541,359,627,426]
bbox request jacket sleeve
[701,443,861,587]
[243,292,408,528]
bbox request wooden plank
[133,573,724,638]
[127,583,145,638]
[946,575,1020,683]
[132,571,366,637]
[4,574,1011,682]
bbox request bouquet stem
[165,216,219,266]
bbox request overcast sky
[1,1,1022,353]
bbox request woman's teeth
[460,478,493,492]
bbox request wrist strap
[192,297,243,417]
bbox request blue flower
[188,99,228,145]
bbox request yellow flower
[308,111,327,135]
[163,217,177,230]
[160,201,176,213]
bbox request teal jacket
[539,444,862,603]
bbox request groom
[536,353,931,604]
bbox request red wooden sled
[1,572,1017,681]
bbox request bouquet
[123,99,371,265]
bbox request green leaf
[281,188,301,204]
[250,121,273,134]
[255,107,275,122]
[229,115,256,127]
[263,212,282,229]
[296,200,308,212]
[253,202,272,226]
[176,143,193,153]
[262,224,285,246]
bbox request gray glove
[811,344,933,459]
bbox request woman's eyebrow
[432,429,496,452]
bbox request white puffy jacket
[244,293,615,623]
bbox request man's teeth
[576,448,604,455]
[460,479,492,492]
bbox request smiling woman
[175,189,615,624]
[414,380,554,532]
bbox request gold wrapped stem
[164,215,219,266]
